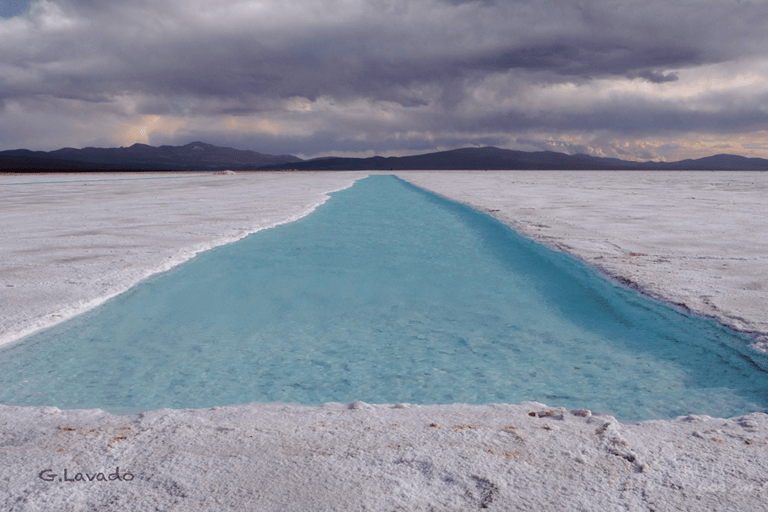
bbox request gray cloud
[635,70,680,83]
[2,0,768,158]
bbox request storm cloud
[2,0,767,160]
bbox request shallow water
[1,175,766,421]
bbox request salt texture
[2,170,768,510]
[397,170,768,351]
[2,402,767,510]
[0,171,367,348]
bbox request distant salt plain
[2,170,768,511]
[0,172,368,348]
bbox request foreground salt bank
[3,401,767,511]
[2,170,768,510]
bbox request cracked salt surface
[2,170,768,510]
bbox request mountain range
[0,142,301,171]
[2,142,767,171]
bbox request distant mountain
[0,142,302,171]
[2,143,767,171]
[657,154,768,170]
[260,147,768,171]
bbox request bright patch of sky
[0,0,32,18]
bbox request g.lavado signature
[39,467,134,482]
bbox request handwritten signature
[38,467,134,482]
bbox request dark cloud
[635,70,680,83]
[6,0,764,105]
[1,0,768,156]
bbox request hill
[0,142,301,171]
[262,147,768,171]
[2,143,767,171]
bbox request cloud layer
[2,0,768,159]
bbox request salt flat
[3,402,767,511]
[397,170,768,351]
[2,170,767,511]
[0,172,367,348]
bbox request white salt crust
[0,172,368,348]
[396,170,768,352]
[2,170,768,510]
[2,403,767,511]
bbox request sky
[2,0,768,161]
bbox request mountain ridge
[0,141,301,171]
[2,143,767,171]
[264,146,768,171]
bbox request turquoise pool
[1,175,766,422]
